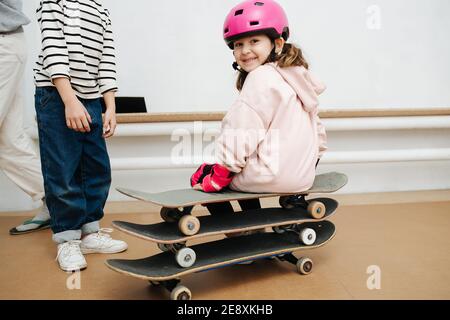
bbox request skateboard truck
[149,279,192,300]
[279,195,326,219]
[160,206,193,222]
[277,254,314,275]
[157,242,196,268]
[272,224,317,246]
[160,206,201,236]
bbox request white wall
[2,0,450,211]
[21,0,450,122]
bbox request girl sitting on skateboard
[191,0,327,215]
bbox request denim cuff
[81,221,100,235]
[52,230,82,244]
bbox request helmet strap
[232,61,245,73]
[266,47,278,64]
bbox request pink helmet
[223,0,290,49]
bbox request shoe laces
[91,228,114,243]
[56,240,83,261]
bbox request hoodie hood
[267,63,326,113]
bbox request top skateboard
[117,172,347,208]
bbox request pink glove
[191,164,234,193]
[190,163,214,187]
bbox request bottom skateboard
[105,221,335,300]
[113,198,337,268]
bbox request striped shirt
[34,0,118,99]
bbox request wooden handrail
[320,107,450,118]
[116,107,450,123]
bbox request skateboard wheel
[160,207,181,223]
[279,196,295,209]
[170,285,192,300]
[300,228,316,245]
[175,247,196,268]
[297,257,313,275]
[178,215,200,236]
[307,201,326,219]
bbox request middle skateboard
[113,197,337,245]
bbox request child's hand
[190,163,214,187]
[191,164,234,193]
[102,108,116,138]
[64,98,92,133]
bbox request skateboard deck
[116,172,347,208]
[105,220,335,281]
[112,197,337,244]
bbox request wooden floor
[1,192,449,300]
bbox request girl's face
[233,34,274,73]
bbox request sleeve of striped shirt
[38,0,70,80]
[98,13,118,94]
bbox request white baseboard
[2,116,450,211]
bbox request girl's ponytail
[277,43,309,70]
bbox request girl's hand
[191,164,234,193]
[190,163,214,187]
[103,108,116,138]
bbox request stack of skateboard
[105,172,347,300]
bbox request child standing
[34,0,127,271]
[191,0,327,216]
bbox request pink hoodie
[216,63,327,193]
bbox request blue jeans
[35,87,111,243]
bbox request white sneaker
[56,240,87,272]
[80,228,128,254]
